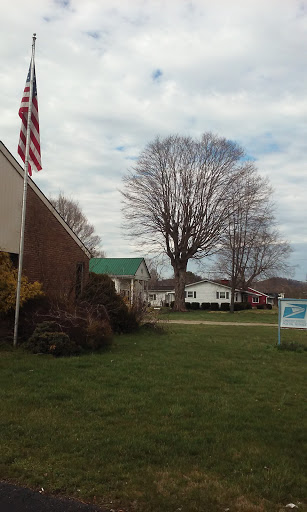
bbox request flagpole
[13,34,37,348]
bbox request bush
[0,252,43,314]
[257,304,265,310]
[201,302,211,310]
[246,303,252,310]
[234,303,246,311]
[185,302,192,310]
[170,301,174,309]
[266,304,273,310]
[24,321,80,357]
[210,302,219,311]
[190,302,200,310]
[80,273,138,334]
[220,302,230,311]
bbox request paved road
[164,319,278,326]
[0,482,110,512]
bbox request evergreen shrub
[24,321,80,357]
[80,273,138,333]
[220,302,230,311]
[234,303,245,311]
[201,302,211,310]
[210,302,219,311]
[190,302,200,310]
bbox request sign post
[278,298,307,345]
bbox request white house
[148,285,174,307]
[170,280,243,306]
[149,279,243,307]
[89,257,150,304]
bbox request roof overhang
[0,141,91,258]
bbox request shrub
[201,302,211,310]
[185,302,192,310]
[0,252,43,314]
[170,301,174,309]
[24,321,80,357]
[266,304,273,310]
[234,303,245,311]
[257,304,265,310]
[80,273,138,334]
[220,302,230,311]
[246,303,252,310]
[210,302,219,311]
[190,302,200,310]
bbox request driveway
[164,319,277,326]
[0,481,110,512]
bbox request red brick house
[0,141,90,300]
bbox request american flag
[18,63,42,176]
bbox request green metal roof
[89,257,145,277]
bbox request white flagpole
[13,34,37,348]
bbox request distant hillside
[254,277,307,299]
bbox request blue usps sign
[278,299,307,343]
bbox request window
[216,291,219,299]
[235,293,239,302]
[252,296,259,303]
[219,291,226,299]
[187,291,193,298]
[226,292,229,299]
[149,294,156,301]
[75,262,84,298]
[194,291,197,298]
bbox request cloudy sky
[1,0,306,280]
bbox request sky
[1,0,306,281]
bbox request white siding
[0,150,23,253]
[135,260,150,280]
[184,281,242,305]
[148,290,172,306]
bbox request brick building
[0,141,90,300]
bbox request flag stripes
[18,65,42,176]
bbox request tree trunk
[230,281,236,313]
[173,263,187,311]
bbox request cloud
[0,0,306,279]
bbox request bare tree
[216,168,292,311]
[121,133,252,311]
[49,193,104,256]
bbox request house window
[216,291,219,299]
[187,291,193,298]
[194,291,197,298]
[252,296,259,303]
[76,262,84,298]
[235,293,239,302]
[149,294,156,301]
[226,292,229,299]
[219,291,226,299]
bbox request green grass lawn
[159,307,279,323]
[0,324,306,512]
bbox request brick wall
[23,186,89,300]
